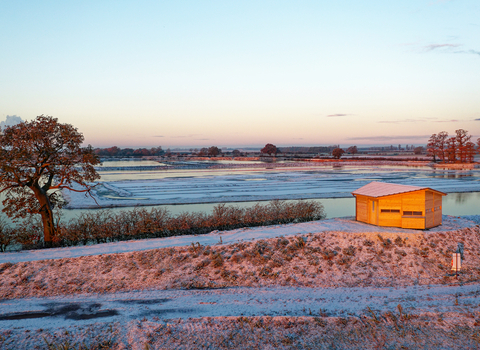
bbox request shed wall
[434,192,443,227]
[354,189,444,229]
[378,194,402,227]
[356,195,368,223]
[401,191,426,229]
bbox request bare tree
[414,146,424,155]
[445,137,457,163]
[261,143,278,156]
[455,129,471,163]
[465,141,477,163]
[0,115,100,245]
[208,146,221,157]
[427,134,439,162]
[427,132,450,163]
[332,148,345,159]
[346,146,358,155]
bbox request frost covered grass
[2,218,480,349]
[2,224,480,299]
[2,313,480,349]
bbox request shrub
[337,255,351,266]
[15,216,43,249]
[322,249,338,260]
[2,200,327,251]
[211,252,224,268]
[194,259,211,271]
[394,236,404,247]
[0,217,14,252]
[342,245,356,256]
[363,239,374,246]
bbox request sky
[0,0,479,148]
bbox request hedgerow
[0,200,325,251]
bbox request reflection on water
[451,192,469,204]
[443,192,480,215]
[54,198,356,223]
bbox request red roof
[352,181,446,198]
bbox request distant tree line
[196,146,222,157]
[427,129,480,163]
[261,144,361,159]
[94,146,165,157]
[277,146,339,154]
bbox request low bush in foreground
[0,200,325,251]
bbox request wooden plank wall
[378,194,402,227]
[425,191,434,228]
[355,195,368,223]
[434,192,443,226]
[355,189,443,229]
[401,191,426,229]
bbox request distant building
[352,182,446,229]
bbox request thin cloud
[382,118,465,123]
[378,119,427,124]
[152,135,164,138]
[454,49,480,57]
[172,134,201,138]
[474,118,480,121]
[378,117,439,124]
[326,113,351,117]
[348,135,430,141]
[423,44,460,51]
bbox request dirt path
[1,283,479,331]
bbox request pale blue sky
[1,0,479,148]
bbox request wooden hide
[353,183,446,229]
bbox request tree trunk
[31,185,55,246]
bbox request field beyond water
[1,215,480,349]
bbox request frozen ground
[1,284,479,331]
[1,214,480,348]
[64,164,480,208]
[1,215,478,264]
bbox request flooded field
[2,160,479,225]
[55,160,480,220]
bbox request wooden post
[451,253,461,278]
